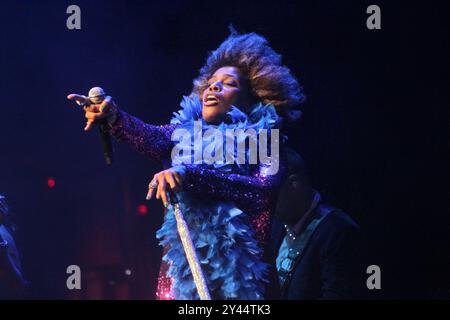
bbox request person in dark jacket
[271,148,364,299]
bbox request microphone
[88,87,114,165]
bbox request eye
[225,82,237,87]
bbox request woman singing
[68,29,304,300]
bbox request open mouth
[203,95,219,106]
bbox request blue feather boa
[156,95,279,299]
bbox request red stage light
[137,204,148,216]
[47,177,56,188]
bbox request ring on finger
[148,179,158,189]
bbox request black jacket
[271,204,364,299]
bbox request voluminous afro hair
[192,29,305,120]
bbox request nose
[208,81,222,92]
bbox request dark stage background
[0,0,448,299]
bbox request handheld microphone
[88,87,114,165]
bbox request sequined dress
[108,96,285,299]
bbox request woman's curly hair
[192,28,305,120]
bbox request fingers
[84,119,94,131]
[146,178,157,200]
[173,172,183,188]
[99,96,111,112]
[84,111,108,131]
[156,178,169,207]
[162,171,182,194]
[84,104,100,112]
[67,94,89,105]
[69,93,116,131]
[146,184,156,200]
[84,110,107,120]
[165,173,178,191]
[147,170,183,206]
[99,96,114,113]
[155,175,163,200]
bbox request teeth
[204,99,218,106]
[204,94,219,106]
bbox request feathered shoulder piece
[170,95,279,130]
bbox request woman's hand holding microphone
[67,87,185,208]
[67,87,118,131]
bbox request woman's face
[202,66,250,124]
